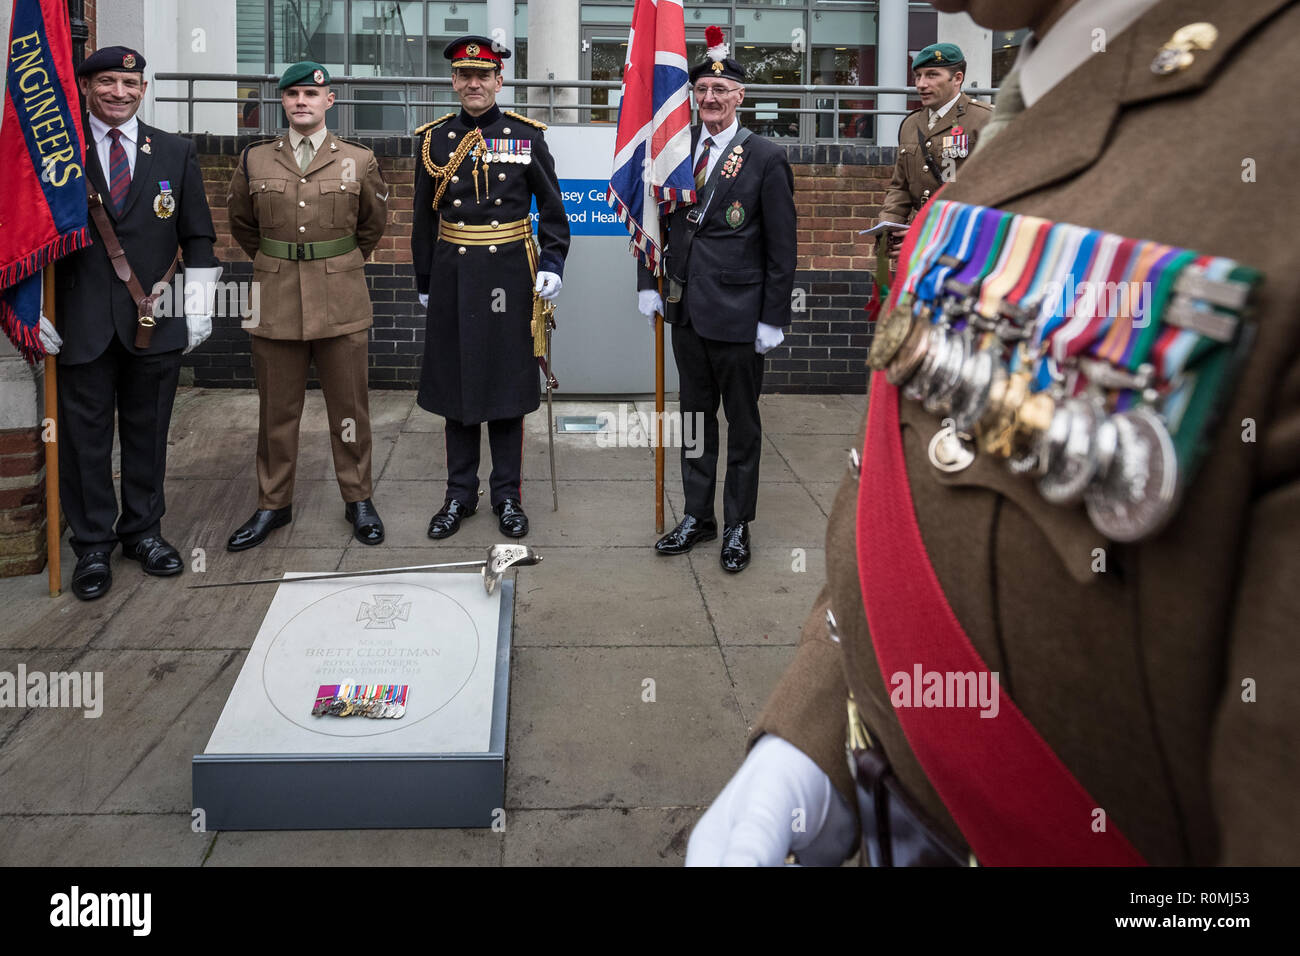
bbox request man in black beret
[636,27,797,573]
[47,45,220,599]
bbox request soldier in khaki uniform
[690,0,1299,866]
[226,61,389,551]
[878,43,992,258]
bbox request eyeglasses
[693,84,741,98]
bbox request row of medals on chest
[868,283,1183,543]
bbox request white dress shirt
[88,111,138,180]
[1017,0,1163,107]
[694,117,739,213]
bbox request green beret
[278,61,330,90]
[912,43,965,71]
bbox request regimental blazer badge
[725,200,745,229]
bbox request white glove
[418,293,429,309]
[755,321,785,354]
[182,266,222,354]
[535,271,562,301]
[184,314,212,354]
[39,314,62,355]
[686,734,857,866]
[638,289,663,330]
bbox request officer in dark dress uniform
[412,37,570,540]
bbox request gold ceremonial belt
[439,217,533,246]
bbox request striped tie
[107,128,131,213]
[694,137,714,190]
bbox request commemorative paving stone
[193,567,515,829]
[506,645,746,809]
[690,547,826,647]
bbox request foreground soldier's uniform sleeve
[1209,356,1300,864]
[227,147,260,259]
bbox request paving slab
[805,481,843,518]
[759,393,864,435]
[373,477,666,549]
[0,650,77,735]
[689,547,825,647]
[506,646,747,809]
[721,644,802,732]
[0,813,210,866]
[512,546,713,647]
[204,825,501,866]
[0,648,242,814]
[502,807,703,866]
[91,547,344,651]
[0,554,143,650]
[766,431,862,486]
[665,480,827,549]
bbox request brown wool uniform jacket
[754,0,1300,865]
[878,92,993,226]
[227,132,388,339]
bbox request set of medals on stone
[866,198,1260,543]
[311,683,409,719]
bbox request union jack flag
[607,0,694,277]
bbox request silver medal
[1084,407,1179,542]
[904,324,950,404]
[923,326,970,416]
[1038,398,1103,505]
[950,345,999,435]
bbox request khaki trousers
[250,330,373,509]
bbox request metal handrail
[153,72,997,143]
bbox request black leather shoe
[71,551,112,601]
[720,522,751,573]
[493,498,529,538]
[344,498,384,545]
[427,499,476,539]
[122,536,183,576]
[655,514,718,555]
[227,506,293,552]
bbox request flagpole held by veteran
[607,0,695,534]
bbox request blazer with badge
[637,125,796,343]
[227,132,388,340]
[55,119,217,365]
[754,0,1300,865]
[878,92,992,226]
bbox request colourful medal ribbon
[939,208,1011,325]
[975,215,1049,323]
[996,218,1057,323]
[914,203,983,310]
[892,199,951,307]
[907,201,969,306]
[1094,241,1171,367]
[1029,226,1097,387]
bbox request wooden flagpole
[41,265,61,596]
[655,278,665,534]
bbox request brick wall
[0,428,47,577]
[187,136,895,394]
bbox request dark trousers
[671,321,764,526]
[444,416,524,508]
[57,336,182,557]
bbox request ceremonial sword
[186,544,541,596]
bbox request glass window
[351,1,424,77]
